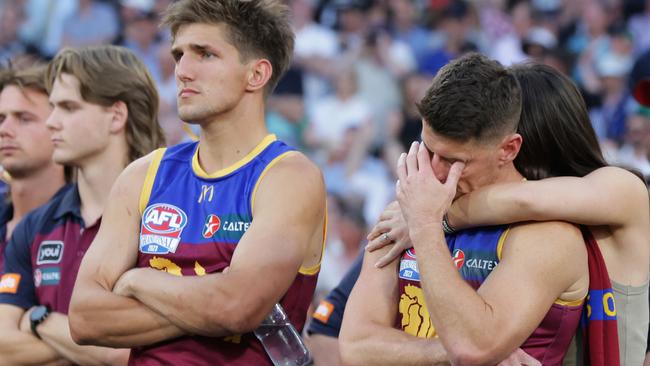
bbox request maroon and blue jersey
[397,226,583,365]
[0,200,13,273]
[0,184,97,314]
[309,251,363,337]
[130,135,324,366]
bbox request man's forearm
[125,269,233,337]
[39,312,130,366]
[69,281,185,348]
[0,327,67,366]
[410,226,501,349]
[340,323,449,366]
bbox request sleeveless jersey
[130,135,322,366]
[397,226,583,365]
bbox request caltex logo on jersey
[202,214,221,239]
[452,249,465,269]
[139,203,188,254]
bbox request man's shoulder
[263,150,323,183]
[12,184,76,245]
[120,148,169,183]
[504,221,586,258]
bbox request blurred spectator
[267,67,307,148]
[290,0,340,117]
[336,0,372,55]
[522,26,558,61]
[306,67,372,153]
[61,0,119,48]
[19,0,76,58]
[384,72,431,175]
[118,0,163,83]
[354,28,408,146]
[628,0,650,54]
[0,2,27,64]
[419,0,477,74]
[588,42,635,143]
[387,0,437,66]
[491,0,533,65]
[612,107,650,178]
[315,194,366,299]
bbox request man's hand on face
[395,141,464,238]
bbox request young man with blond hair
[0,45,165,366]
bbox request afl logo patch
[139,203,188,254]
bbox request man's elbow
[337,331,367,366]
[203,302,266,336]
[445,341,501,366]
[103,348,130,366]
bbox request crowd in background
[1,0,650,303]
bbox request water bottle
[254,303,313,366]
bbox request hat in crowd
[522,27,557,55]
[334,0,371,11]
[596,52,633,78]
[630,50,650,107]
[120,0,154,12]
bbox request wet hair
[417,53,522,143]
[511,63,607,179]
[162,0,294,95]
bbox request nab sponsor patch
[34,267,60,287]
[0,273,20,293]
[202,214,221,239]
[313,300,335,323]
[36,241,64,265]
[140,203,188,254]
[399,249,420,281]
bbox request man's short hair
[0,64,48,96]
[46,45,166,163]
[417,53,522,143]
[162,0,295,95]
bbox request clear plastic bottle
[254,303,313,366]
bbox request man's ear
[245,59,273,92]
[498,133,522,165]
[109,100,128,133]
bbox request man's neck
[76,142,129,226]
[495,164,526,184]
[10,164,66,220]
[195,95,268,174]
[6,164,66,240]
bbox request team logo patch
[34,267,60,287]
[399,249,420,281]
[0,273,20,293]
[140,203,188,254]
[313,300,335,323]
[202,214,221,239]
[452,249,465,269]
[36,241,64,265]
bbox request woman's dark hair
[512,63,608,179]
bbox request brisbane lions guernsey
[0,184,96,314]
[397,226,583,365]
[130,135,323,366]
